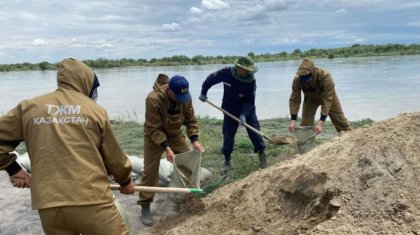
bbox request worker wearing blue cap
[138,74,204,227]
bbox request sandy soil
[1,112,420,235]
[145,112,420,235]
[0,172,185,235]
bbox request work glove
[199,94,207,102]
[239,114,246,125]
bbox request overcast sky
[0,0,419,64]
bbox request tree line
[1,43,419,72]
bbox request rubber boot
[141,205,153,227]
[221,162,232,175]
[221,153,232,175]
[258,151,267,169]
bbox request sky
[0,0,419,64]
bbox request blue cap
[169,75,191,102]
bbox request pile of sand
[147,112,420,234]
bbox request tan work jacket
[0,58,132,209]
[289,59,336,117]
[144,75,199,146]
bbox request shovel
[205,99,296,145]
[110,175,227,198]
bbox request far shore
[1,43,419,72]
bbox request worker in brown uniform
[0,58,135,235]
[138,74,205,227]
[288,59,351,134]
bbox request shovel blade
[269,135,297,145]
[194,175,228,198]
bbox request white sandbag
[199,167,213,183]
[127,155,173,186]
[158,158,174,184]
[16,152,31,172]
[126,155,143,184]
[127,155,143,174]
[15,152,211,187]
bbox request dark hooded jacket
[0,58,132,210]
[201,67,256,116]
[289,59,336,118]
[144,74,199,146]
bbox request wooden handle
[205,100,271,141]
[110,184,194,194]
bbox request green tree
[292,49,302,57]
[39,61,49,70]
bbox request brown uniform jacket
[144,75,199,146]
[289,59,336,117]
[0,58,132,210]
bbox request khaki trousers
[38,201,130,235]
[137,134,190,206]
[301,94,351,132]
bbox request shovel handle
[110,184,202,194]
[205,100,271,141]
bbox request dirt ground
[0,172,185,234]
[1,112,420,234]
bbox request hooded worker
[138,74,204,227]
[0,58,135,234]
[289,58,351,134]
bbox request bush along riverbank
[1,43,420,72]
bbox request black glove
[199,94,208,102]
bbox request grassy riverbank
[110,117,374,184]
[14,117,374,184]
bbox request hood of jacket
[296,59,317,77]
[152,73,170,98]
[57,58,96,97]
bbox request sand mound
[147,113,420,235]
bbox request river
[1,55,419,122]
